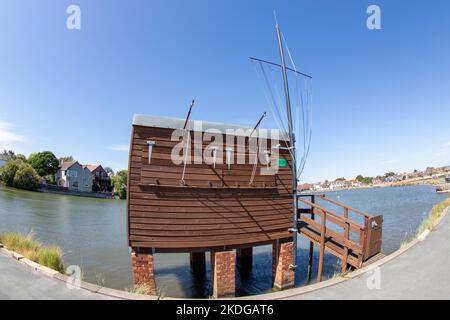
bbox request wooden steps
[297,194,384,282]
[298,223,360,268]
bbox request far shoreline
[301,176,447,194]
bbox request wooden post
[358,217,369,267]
[307,241,314,282]
[237,247,253,272]
[317,210,326,283]
[190,252,206,275]
[307,198,315,282]
[341,207,350,273]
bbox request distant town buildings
[299,165,450,192]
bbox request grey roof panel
[132,114,290,141]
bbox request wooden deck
[297,194,383,281]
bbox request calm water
[0,185,447,297]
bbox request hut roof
[133,114,290,141]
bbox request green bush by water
[0,160,40,190]
[0,232,64,273]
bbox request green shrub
[117,186,127,200]
[45,174,57,185]
[0,159,22,186]
[37,246,64,273]
[0,232,65,273]
[112,170,127,199]
[13,163,40,190]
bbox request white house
[56,161,93,192]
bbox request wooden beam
[317,211,326,283]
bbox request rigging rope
[252,60,296,162]
[251,43,313,181]
[181,121,191,184]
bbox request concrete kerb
[0,245,157,300]
[1,206,448,300]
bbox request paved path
[0,251,113,300]
[283,208,450,300]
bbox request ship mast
[275,23,298,269]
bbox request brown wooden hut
[127,114,295,297]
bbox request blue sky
[0,0,449,183]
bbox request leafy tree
[13,154,27,162]
[45,174,57,185]
[28,151,59,177]
[112,170,128,199]
[13,163,40,190]
[363,177,373,184]
[356,175,373,184]
[0,159,22,186]
[385,172,396,177]
[335,177,346,181]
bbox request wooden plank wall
[127,125,294,252]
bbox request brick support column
[131,251,156,295]
[236,247,253,271]
[190,252,206,274]
[272,240,295,290]
[211,250,235,298]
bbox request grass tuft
[417,198,450,236]
[126,284,154,295]
[0,232,64,273]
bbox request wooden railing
[297,194,383,282]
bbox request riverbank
[37,184,114,199]
[0,232,64,272]
[304,176,446,193]
[0,182,116,199]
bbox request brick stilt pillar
[272,240,295,290]
[211,250,235,298]
[237,247,253,272]
[131,251,156,295]
[190,252,206,274]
